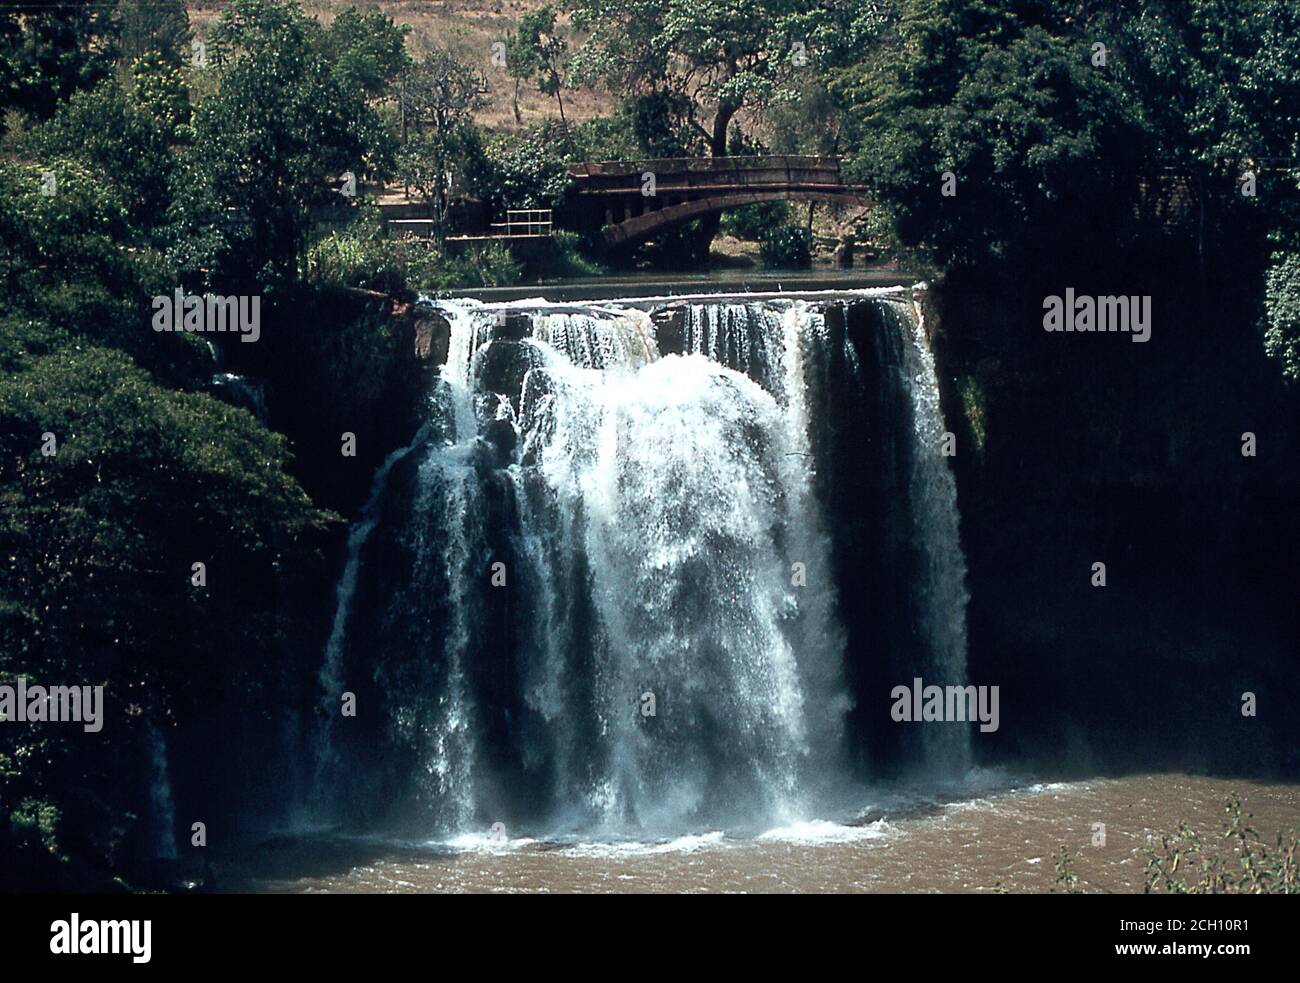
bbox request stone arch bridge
[564,155,871,247]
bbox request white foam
[561,831,728,858]
[438,832,540,853]
[757,818,892,845]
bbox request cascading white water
[532,308,658,369]
[682,302,790,400]
[514,345,843,830]
[901,299,971,773]
[312,306,489,813]
[211,372,269,423]
[143,722,178,860]
[315,290,970,838]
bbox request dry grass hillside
[187,0,617,131]
[184,1,863,249]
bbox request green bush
[306,230,523,294]
[1145,795,1300,894]
[307,229,407,295]
[473,126,572,215]
[721,201,792,241]
[568,114,640,162]
[521,230,603,280]
[759,224,812,269]
[1263,251,1300,384]
[413,242,521,292]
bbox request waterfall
[531,308,658,369]
[681,302,790,399]
[901,299,971,774]
[143,722,178,860]
[314,289,970,839]
[211,372,269,424]
[313,306,486,810]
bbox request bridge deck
[379,156,871,246]
[566,154,842,177]
[564,155,872,247]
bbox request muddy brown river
[227,773,1299,893]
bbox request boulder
[414,312,451,365]
[476,340,545,406]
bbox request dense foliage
[828,0,1300,377]
[0,154,331,888]
[1,0,1296,890]
[758,223,813,269]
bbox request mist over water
[313,290,971,841]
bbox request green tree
[567,0,814,253]
[397,122,486,240]
[169,0,390,286]
[0,0,119,135]
[0,343,330,888]
[322,6,410,98]
[0,150,330,888]
[472,124,572,216]
[626,89,701,158]
[130,49,191,129]
[836,0,1148,270]
[0,157,203,384]
[20,80,176,237]
[116,0,191,68]
[836,0,1299,277]
[568,0,806,157]
[508,6,569,126]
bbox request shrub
[759,224,812,268]
[306,230,522,294]
[523,230,603,280]
[473,127,571,216]
[721,201,792,241]
[1145,795,1300,894]
[1263,251,1300,384]
[568,114,640,162]
[411,242,521,293]
[306,229,407,295]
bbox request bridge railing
[567,154,843,180]
[489,208,553,237]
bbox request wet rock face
[476,340,547,409]
[415,312,451,365]
[496,311,533,342]
[651,307,686,356]
[483,418,518,465]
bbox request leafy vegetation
[1146,795,1300,894]
[831,0,1300,380]
[307,227,521,294]
[759,224,812,269]
[506,6,569,125]
[1263,253,1300,384]
[1,0,1296,890]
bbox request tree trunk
[692,99,741,263]
[710,99,738,157]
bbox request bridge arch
[564,155,872,248]
[600,189,871,247]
